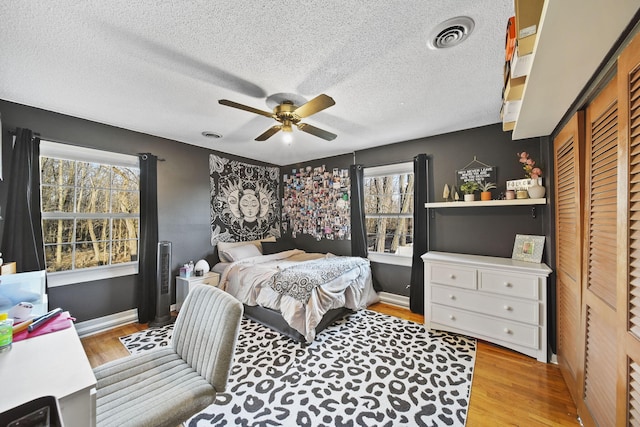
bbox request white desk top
[0,325,96,413]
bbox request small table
[176,272,221,311]
[0,325,97,427]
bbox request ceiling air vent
[427,16,475,50]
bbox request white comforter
[218,249,379,342]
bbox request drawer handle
[449,315,455,321]
[449,294,455,300]
[504,328,512,334]
[503,282,512,288]
[503,305,512,311]
[449,274,456,279]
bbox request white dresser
[175,272,220,311]
[422,251,552,362]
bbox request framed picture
[512,234,545,263]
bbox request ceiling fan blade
[297,123,337,141]
[293,94,335,118]
[219,99,273,118]
[256,125,282,141]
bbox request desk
[0,325,97,427]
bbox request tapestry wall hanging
[282,165,350,241]
[210,155,280,245]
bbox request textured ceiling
[0,1,514,165]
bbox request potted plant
[518,152,545,198]
[460,181,479,201]
[479,181,496,201]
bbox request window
[40,141,140,287]
[364,162,414,266]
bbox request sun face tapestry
[210,155,280,245]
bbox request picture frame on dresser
[511,234,545,263]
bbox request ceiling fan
[218,94,337,141]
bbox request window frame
[363,162,414,267]
[40,140,140,287]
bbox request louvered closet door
[618,31,640,426]
[553,111,585,404]
[581,75,619,427]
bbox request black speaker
[150,241,173,327]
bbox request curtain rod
[138,153,166,161]
[8,128,165,161]
[8,129,40,137]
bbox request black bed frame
[242,305,353,343]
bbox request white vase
[464,194,475,202]
[527,182,546,199]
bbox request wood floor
[81,303,579,426]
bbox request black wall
[0,100,275,321]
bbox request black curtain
[137,153,159,323]
[1,128,45,273]
[350,164,367,258]
[350,164,382,292]
[410,154,428,314]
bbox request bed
[214,241,378,343]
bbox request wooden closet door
[553,111,585,404]
[581,74,619,427]
[618,31,640,426]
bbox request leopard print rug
[119,309,476,426]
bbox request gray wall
[0,99,274,321]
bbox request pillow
[217,237,276,262]
[219,244,262,262]
[261,238,297,255]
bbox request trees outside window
[40,142,139,278]
[364,163,414,256]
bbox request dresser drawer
[429,263,476,290]
[479,271,539,300]
[431,285,539,324]
[431,305,539,349]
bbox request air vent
[202,131,222,139]
[428,16,475,50]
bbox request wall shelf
[425,198,546,208]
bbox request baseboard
[378,292,410,308]
[75,309,138,338]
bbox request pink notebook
[12,311,75,342]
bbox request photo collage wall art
[282,165,351,241]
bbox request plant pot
[480,191,492,201]
[527,182,546,199]
[464,194,475,202]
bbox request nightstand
[175,271,220,311]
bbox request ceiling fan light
[283,133,293,144]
